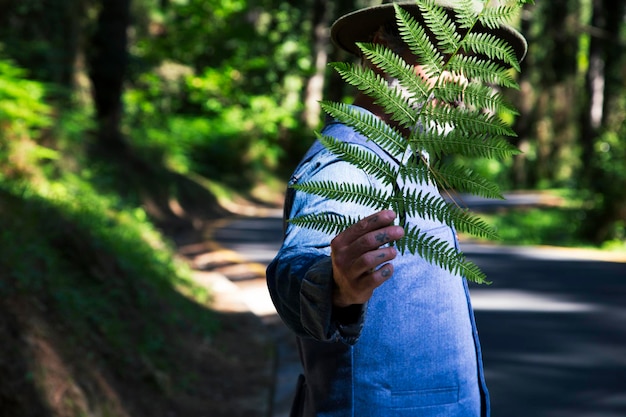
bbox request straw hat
[330,0,527,63]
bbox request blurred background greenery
[0,0,625,415]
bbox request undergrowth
[1,56,220,398]
[0,176,218,375]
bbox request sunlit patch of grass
[465,189,618,249]
[481,207,588,247]
[0,173,219,388]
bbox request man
[266,2,527,416]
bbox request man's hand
[330,210,404,307]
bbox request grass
[0,135,273,416]
[482,206,588,246]
[468,190,626,252]
[0,174,220,398]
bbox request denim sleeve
[266,150,374,344]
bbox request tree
[303,0,332,129]
[511,0,581,188]
[579,0,626,243]
[87,0,132,151]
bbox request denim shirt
[266,106,490,417]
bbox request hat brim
[330,2,527,64]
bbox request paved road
[212,214,626,417]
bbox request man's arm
[266,148,402,343]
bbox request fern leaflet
[292,181,391,211]
[288,212,358,237]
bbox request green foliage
[0,58,57,181]
[582,109,626,242]
[0,56,218,386]
[473,190,622,249]
[125,0,314,184]
[482,206,587,247]
[289,0,526,284]
[0,173,217,376]
[0,59,52,131]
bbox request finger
[333,263,395,307]
[350,246,398,278]
[350,224,404,256]
[354,263,395,299]
[334,223,403,269]
[332,224,403,274]
[332,210,397,248]
[368,263,394,287]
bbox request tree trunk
[324,0,361,106]
[87,0,131,152]
[579,0,607,181]
[510,5,534,188]
[510,0,580,189]
[303,0,331,129]
[580,0,626,243]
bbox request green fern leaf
[394,4,446,77]
[292,181,391,211]
[432,81,518,115]
[454,255,489,284]
[330,62,420,129]
[396,226,488,283]
[412,0,462,55]
[410,127,521,160]
[397,158,434,185]
[288,212,358,237]
[455,0,483,30]
[447,54,519,89]
[395,189,499,240]
[453,210,500,241]
[358,42,432,102]
[431,162,504,199]
[319,101,406,159]
[419,104,517,139]
[291,0,527,285]
[317,133,399,186]
[462,32,520,71]
[479,4,519,30]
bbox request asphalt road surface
[213,214,626,417]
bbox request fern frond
[453,209,499,240]
[478,4,519,30]
[319,101,406,159]
[317,133,399,186]
[432,82,518,115]
[431,162,504,199]
[397,158,434,185]
[419,104,517,139]
[413,0,462,55]
[396,226,488,283]
[391,190,446,224]
[455,0,483,30]
[394,4,446,77]
[358,42,432,101]
[461,32,520,71]
[292,181,391,211]
[447,55,519,89]
[416,131,521,160]
[329,62,420,129]
[294,0,527,285]
[287,212,358,237]
[395,190,498,240]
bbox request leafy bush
[0,58,55,180]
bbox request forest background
[0,0,625,416]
